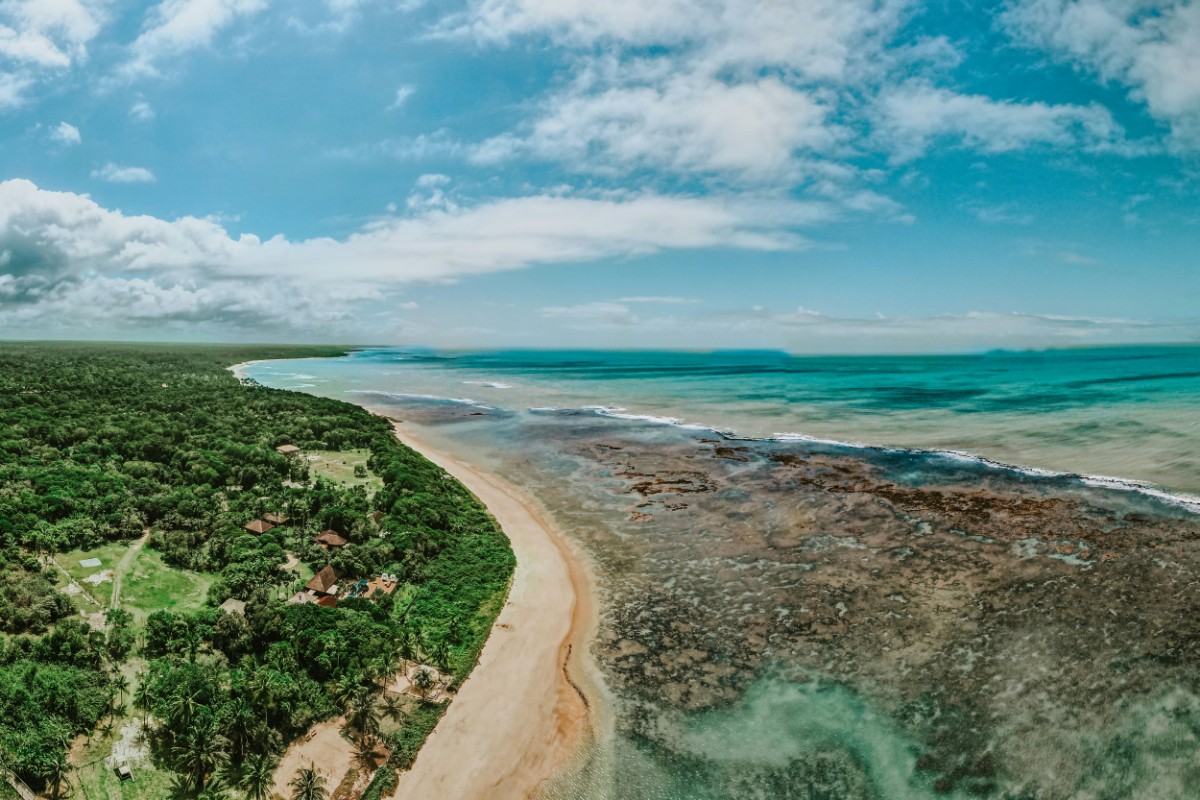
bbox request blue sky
[0,0,1198,351]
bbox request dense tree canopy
[0,343,514,793]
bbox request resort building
[244,519,274,535]
[218,598,247,616]
[275,444,301,457]
[263,512,290,526]
[287,565,342,608]
[315,530,349,549]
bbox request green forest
[0,342,515,799]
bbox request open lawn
[53,541,214,622]
[70,726,173,800]
[119,548,214,622]
[306,449,382,496]
[53,541,136,605]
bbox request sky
[0,0,1198,352]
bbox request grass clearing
[53,541,136,604]
[70,726,174,800]
[306,448,382,496]
[120,548,214,623]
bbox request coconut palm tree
[411,668,434,699]
[112,672,130,709]
[133,672,153,726]
[353,736,385,773]
[172,719,229,792]
[243,754,275,800]
[289,763,327,800]
[397,630,418,677]
[431,637,451,673]
[39,753,70,800]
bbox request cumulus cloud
[123,0,267,78]
[0,178,829,330]
[1002,0,1200,148]
[91,163,157,183]
[0,0,104,68]
[444,0,1157,194]
[49,120,81,145]
[874,80,1139,162]
[454,0,907,183]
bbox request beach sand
[387,421,595,800]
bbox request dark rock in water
[498,419,1200,799]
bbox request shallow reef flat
[475,412,1200,799]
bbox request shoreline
[386,420,598,800]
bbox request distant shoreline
[385,419,597,799]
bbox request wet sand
[388,421,595,800]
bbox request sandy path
[110,532,149,608]
[270,716,355,800]
[388,421,594,800]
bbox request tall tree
[289,763,327,800]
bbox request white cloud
[875,80,1137,162]
[0,0,105,67]
[0,177,824,291]
[49,120,81,145]
[617,296,697,304]
[0,72,32,109]
[473,69,841,181]
[526,299,1199,351]
[766,308,1199,353]
[388,84,415,110]
[129,100,155,121]
[91,163,157,183]
[451,0,917,184]
[973,203,1034,225]
[123,0,267,78]
[541,301,639,325]
[1003,0,1200,148]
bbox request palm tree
[39,753,71,800]
[172,720,229,792]
[289,763,327,800]
[134,672,153,725]
[111,672,130,713]
[431,637,451,673]
[167,690,201,731]
[397,630,418,677]
[353,736,384,773]
[243,754,275,800]
[380,693,403,726]
[221,697,256,761]
[411,668,434,699]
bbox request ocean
[245,346,1200,799]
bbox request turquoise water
[245,346,1200,799]
[251,345,1200,495]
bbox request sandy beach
[387,421,595,800]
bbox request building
[305,565,340,597]
[288,565,342,608]
[276,444,301,457]
[314,530,349,549]
[218,598,246,616]
[244,519,274,535]
[263,512,290,526]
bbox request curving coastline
[386,420,597,800]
